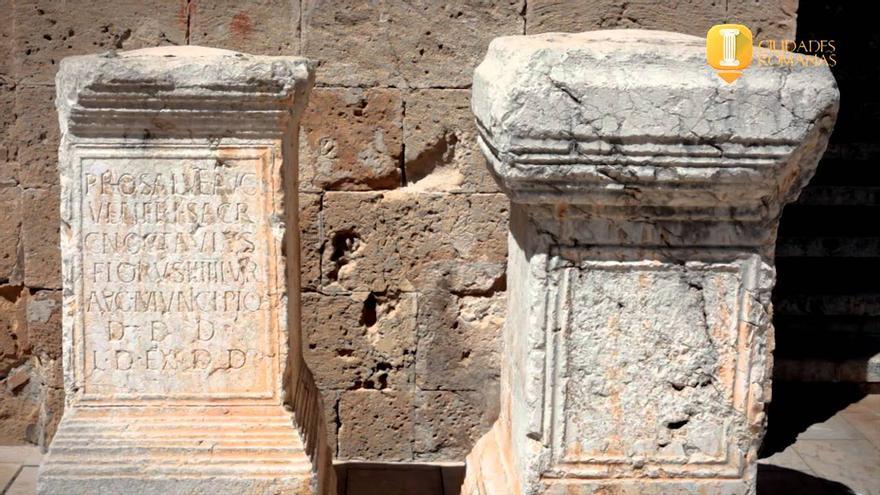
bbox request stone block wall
[0,0,798,461]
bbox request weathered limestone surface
[415,389,499,461]
[301,0,525,88]
[0,186,22,280]
[14,85,60,190]
[22,185,60,289]
[525,0,797,40]
[404,89,500,193]
[300,191,508,461]
[0,289,35,441]
[12,0,186,85]
[320,191,507,293]
[339,389,414,461]
[188,0,301,55]
[299,192,323,291]
[416,291,504,392]
[464,30,838,494]
[302,292,417,391]
[299,88,403,191]
[39,46,333,494]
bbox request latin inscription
[79,156,276,399]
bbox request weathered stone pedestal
[39,47,334,494]
[463,30,838,495]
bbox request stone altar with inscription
[38,46,334,494]
[462,30,839,494]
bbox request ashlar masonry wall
[0,0,796,462]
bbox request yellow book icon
[707,24,753,83]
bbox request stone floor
[758,392,880,495]
[2,394,878,494]
[0,446,41,495]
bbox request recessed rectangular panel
[74,147,280,402]
[551,260,751,475]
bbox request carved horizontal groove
[511,155,782,168]
[506,141,795,160]
[42,406,311,478]
[500,165,770,183]
[51,436,302,446]
[476,123,796,165]
[86,82,288,93]
[500,189,770,213]
[40,474,308,481]
[69,88,296,138]
[56,427,298,435]
[59,418,293,426]
[70,109,286,119]
[69,127,285,139]
[54,423,299,436]
[478,135,783,215]
[50,442,302,450]
[40,464,311,476]
[76,94,291,111]
[542,475,744,482]
[46,453,310,464]
[507,182,767,197]
[69,110,286,131]
[41,447,311,466]
[52,435,300,443]
[61,405,290,416]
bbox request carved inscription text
[77,152,278,401]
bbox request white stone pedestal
[38,47,334,494]
[463,30,839,495]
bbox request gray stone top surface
[471,29,839,210]
[473,29,837,147]
[56,45,314,138]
